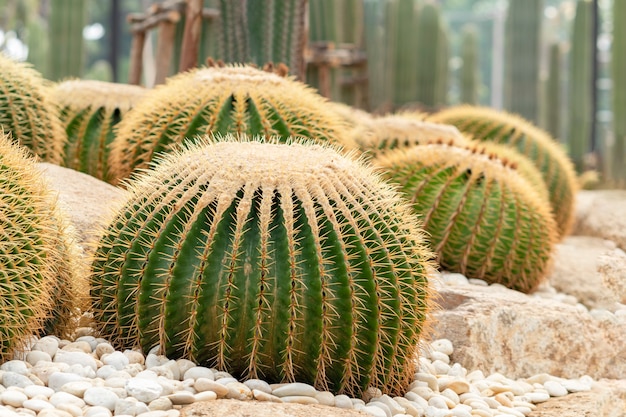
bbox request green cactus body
[504,0,543,124]
[429,105,577,238]
[415,3,446,109]
[0,133,85,358]
[567,0,594,173]
[0,54,67,163]
[612,0,626,182]
[460,24,479,105]
[543,43,562,141]
[91,136,433,397]
[353,115,469,158]
[375,141,557,292]
[389,0,421,108]
[108,64,351,185]
[50,80,147,182]
[47,0,86,81]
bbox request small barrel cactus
[428,105,577,237]
[0,54,66,163]
[0,132,85,359]
[375,141,557,293]
[108,63,352,185]
[50,80,147,182]
[91,136,434,397]
[353,114,469,158]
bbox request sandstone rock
[37,163,128,250]
[528,379,626,417]
[431,284,626,380]
[548,236,622,309]
[181,399,371,417]
[597,249,626,304]
[574,190,626,252]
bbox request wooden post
[154,20,177,85]
[128,31,146,85]
[179,0,203,72]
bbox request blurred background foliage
[0,0,622,185]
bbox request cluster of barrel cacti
[0,50,580,399]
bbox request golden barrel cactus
[91,135,434,397]
[108,64,352,185]
[50,79,147,182]
[0,54,66,163]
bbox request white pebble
[83,387,119,410]
[280,395,320,405]
[334,394,354,409]
[561,379,591,393]
[194,390,218,402]
[101,352,130,371]
[522,391,550,403]
[83,405,113,417]
[431,339,454,356]
[54,351,97,372]
[363,404,389,417]
[193,378,229,397]
[371,394,405,415]
[428,395,449,409]
[2,371,34,388]
[22,398,54,412]
[167,391,196,405]
[314,391,335,406]
[243,379,272,394]
[225,382,253,400]
[272,382,317,398]
[543,381,568,397]
[183,367,213,381]
[1,389,28,407]
[25,351,52,367]
[251,389,279,403]
[125,378,164,403]
[32,337,59,358]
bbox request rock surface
[181,400,371,417]
[574,189,626,251]
[431,283,626,380]
[529,379,626,417]
[37,162,128,249]
[547,236,623,310]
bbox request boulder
[529,379,626,417]
[431,283,626,380]
[548,236,623,310]
[37,163,128,250]
[574,190,626,252]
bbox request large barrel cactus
[353,114,469,158]
[108,63,351,185]
[50,80,147,182]
[428,105,577,238]
[0,54,66,163]
[375,141,557,293]
[91,136,433,397]
[0,133,85,359]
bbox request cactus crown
[428,105,577,237]
[92,135,434,397]
[52,79,147,113]
[0,54,66,163]
[108,64,352,185]
[375,140,557,292]
[354,115,469,157]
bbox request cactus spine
[108,64,351,185]
[429,105,578,238]
[611,0,626,183]
[91,136,434,397]
[0,54,66,163]
[50,80,146,183]
[460,24,479,105]
[47,0,86,81]
[567,0,594,173]
[375,141,557,293]
[0,133,85,359]
[504,0,543,124]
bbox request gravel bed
[0,275,613,417]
